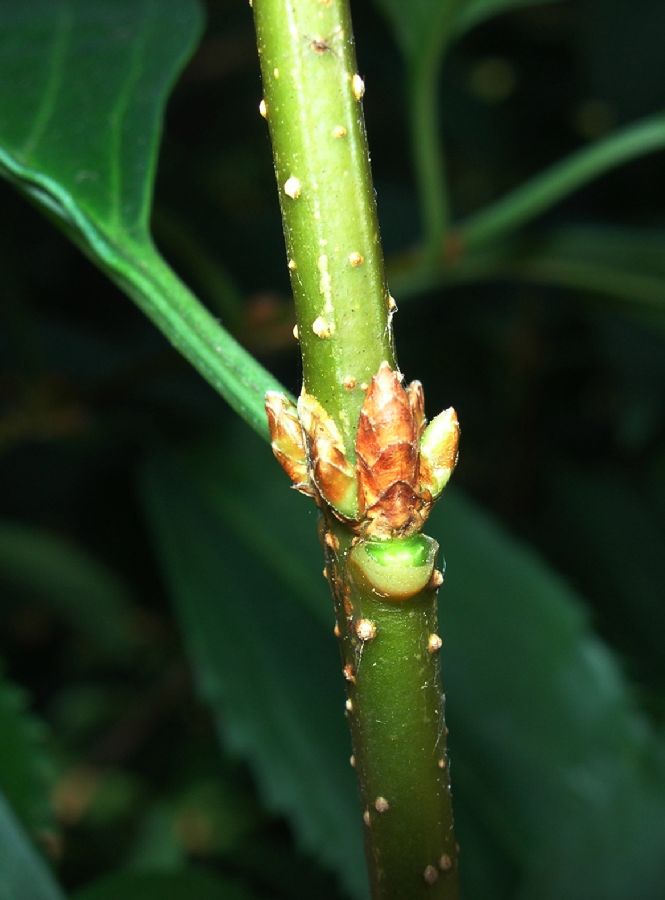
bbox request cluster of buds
[265,362,460,540]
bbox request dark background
[1,1,664,898]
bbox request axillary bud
[349,534,439,602]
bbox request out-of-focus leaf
[142,422,665,900]
[0,671,54,832]
[0,0,278,437]
[73,870,262,900]
[140,445,366,900]
[542,465,665,691]
[508,225,665,311]
[0,792,65,900]
[451,0,562,38]
[393,225,665,328]
[375,0,561,59]
[0,521,135,655]
[502,226,665,325]
[436,493,665,900]
[458,113,665,251]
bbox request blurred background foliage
[1,1,665,898]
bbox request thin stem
[407,4,457,264]
[457,111,665,250]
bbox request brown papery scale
[265,361,460,540]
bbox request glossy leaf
[73,870,262,900]
[0,793,65,900]
[142,422,665,899]
[0,0,279,438]
[0,672,54,832]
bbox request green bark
[252,2,458,897]
[252,0,394,454]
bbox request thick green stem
[253,2,458,898]
[253,0,395,454]
[325,522,458,899]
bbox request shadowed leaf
[142,422,665,900]
[73,870,263,900]
[140,441,367,900]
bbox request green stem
[252,2,458,898]
[457,111,665,251]
[253,0,395,452]
[326,524,458,900]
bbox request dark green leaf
[0,671,54,832]
[0,0,279,437]
[393,225,665,326]
[499,225,665,324]
[0,793,65,900]
[375,0,561,60]
[436,494,665,900]
[451,0,563,40]
[458,114,665,251]
[73,870,262,900]
[0,521,135,656]
[142,422,665,899]
[140,441,366,900]
[542,465,665,691]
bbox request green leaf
[458,112,665,251]
[73,870,262,900]
[450,0,562,40]
[142,422,665,900]
[0,521,135,656]
[0,792,65,900]
[0,0,280,438]
[436,494,665,900]
[392,225,665,325]
[542,465,665,691]
[375,0,561,59]
[140,443,367,900]
[0,671,54,833]
[497,225,665,322]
